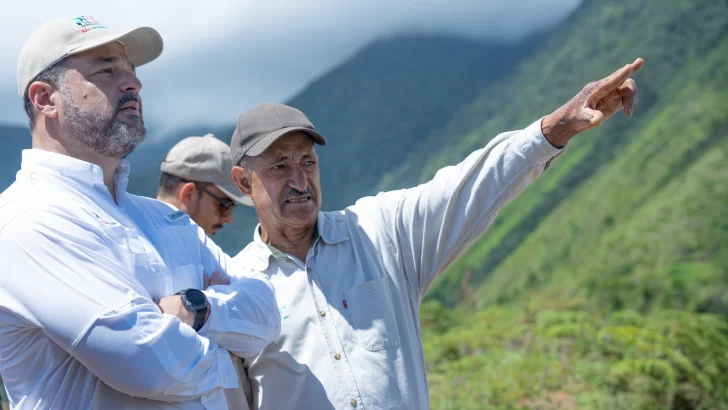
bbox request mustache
[117,93,143,114]
[283,187,314,201]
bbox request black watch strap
[175,289,209,332]
[191,307,207,332]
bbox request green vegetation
[408,0,728,408]
[422,300,728,409]
[414,0,728,307]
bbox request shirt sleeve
[195,227,282,358]
[362,118,564,298]
[0,210,239,402]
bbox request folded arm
[0,212,238,401]
[195,229,282,358]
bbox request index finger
[594,58,644,99]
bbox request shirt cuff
[516,116,566,164]
[200,290,281,343]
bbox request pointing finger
[593,58,644,100]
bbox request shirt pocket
[346,277,401,352]
[99,224,167,298]
[170,263,204,293]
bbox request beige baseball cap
[230,103,327,167]
[17,15,163,98]
[161,134,253,206]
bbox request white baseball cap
[161,134,253,207]
[17,15,163,98]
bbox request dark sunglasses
[179,178,237,217]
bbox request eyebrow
[91,56,136,72]
[273,152,316,162]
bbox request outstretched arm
[361,59,643,299]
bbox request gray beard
[62,95,146,159]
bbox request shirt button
[334,353,341,360]
[306,267,311,273]
[319,310,326,317]
[350,399,357,407]
[285,257,292,263]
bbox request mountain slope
[413,0,728,407]
[480,36,728,313]
[286,33,545,211]
[385,0,728,307]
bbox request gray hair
[237,155,254,171]
[23,58,68,131]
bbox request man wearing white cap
[157,134,253,237]
[0,15,281,410]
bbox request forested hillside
[414,0,728,408]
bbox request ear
[178,182,199,211]
[232,166,253,197]
[28,81,60,121]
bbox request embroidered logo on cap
[73,15,108,33]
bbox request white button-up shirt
[0,149,281,410]
[231,119,564,409]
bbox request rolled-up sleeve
[0,210,238,402]
[196,228,282,358]
[364,118,564,298]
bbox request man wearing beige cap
[0,15,280,410]
[157,133,252,236]
[227,52,643,410]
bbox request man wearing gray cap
[157,133,252,236]
[0,15,280,409]
[228,52,643,410]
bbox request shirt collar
[249,211,349,269]
[20,149,132,201]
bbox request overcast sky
[0,0,581,135]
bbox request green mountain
[409,0,728,309]
[410,0,728,408]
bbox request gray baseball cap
[230,103,327,167]
[17,15,163,98]
[161,134,253,206]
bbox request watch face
[185,289,207,308]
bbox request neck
[260,221,317,263]
[33,125,122,203]
[157,193,183,210]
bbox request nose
[119,70,142,95]
[287,165,308,192]
[221,212,234,224]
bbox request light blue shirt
[230,119,564,409]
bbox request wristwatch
[175,288,209,332]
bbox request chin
[282,210,318,228]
